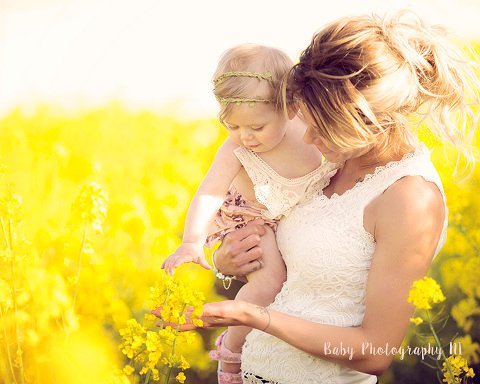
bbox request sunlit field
[0,102,478,383]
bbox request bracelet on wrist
[212,250,236,290]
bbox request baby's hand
[161,242,211,275]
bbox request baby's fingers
[161,257,177,275]
[198,257,212,271]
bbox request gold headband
[215,96,271,106]
[214,71,273,105]
[213,71,272,87]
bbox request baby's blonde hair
[213,44,293,124]
[287,10,479,171]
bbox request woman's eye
[225,124,238,131]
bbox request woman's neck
[358,138,415,165]
[341,141,416,182]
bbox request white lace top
[234,147,337,220]
[241,144,448,384]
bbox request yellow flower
[408,277,446,310]
[458,256,480,297]
[145,331,162,352]
[192,318,204,327]
[0,278,13,310]
[409,317,424,326]
[451,298,480,332]
[119,319,146,359]
[442,355,475,384]
[0,107,225,383]
[122,365,135,375]
[151,273,205,328]
[453,335,480,364]
[179,355,190,370]
[71,182,108,233]
[0,191,22,219]
[176,371,186,383]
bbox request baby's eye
[251,126,264,131]
[224,124,238,131]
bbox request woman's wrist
[212,249,237,289]
[243,302,271,332]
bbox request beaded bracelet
[212,250,236,290]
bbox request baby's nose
[240,129,254,141]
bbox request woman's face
[299,103,369,163]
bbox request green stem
[144,368,151,384]
[1,217,24,384]
[132,345,148,360]
[426,310,455,383]
[420,359,440,370]
[165,363,173,383]
[71,221,88,313]
[155,288,172,331]
[164,304,187,384]
[0,306,17,384]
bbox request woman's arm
[162,138,242,274]
[158,176,446,374]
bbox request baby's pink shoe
[209,331,243,384]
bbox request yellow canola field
[0,104,478,383]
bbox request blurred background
[0,1,479,383]
[1,0,479,118]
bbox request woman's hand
[152,300,270,332]
[214,219,267,278]
[152,300,246,331]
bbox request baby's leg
[221,225,286,374]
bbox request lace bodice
[241,144,448,384]
[234,147,337,220]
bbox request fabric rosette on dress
[205,186,277,248]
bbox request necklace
[354,176,364,183]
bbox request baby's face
[222,103,288,153]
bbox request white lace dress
[241,144,448,384]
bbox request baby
[162,44,334,383]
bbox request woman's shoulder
[375,175,445,225]
[368,173,447,267]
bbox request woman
[155,10,478,383]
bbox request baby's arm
[162,138,242,274]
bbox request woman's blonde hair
[286,10,479,171]
[213,44,293,124]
